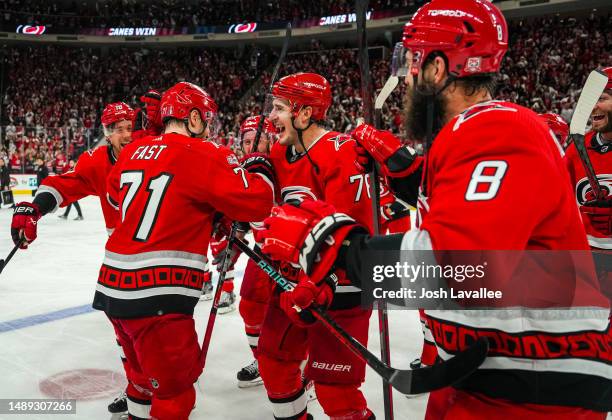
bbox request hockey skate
[217,291,236,314]
[200,281,213,301]
[237,359,263,388]
[107,391,127,413]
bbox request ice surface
[0,195,427,419]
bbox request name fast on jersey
[130,144,168,160]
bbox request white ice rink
[0,195,428,420]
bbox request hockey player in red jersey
[233,115,278,388]
[565,67,612,250]
[96,81,274,420]
[206,116,279,315]
[255,72,375,420]
[10,100,156,415]
[257,1,611,419]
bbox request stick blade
[0,259,5,274]
[375,76,398,110]
[389,338,489,395]
[570,69,608,136]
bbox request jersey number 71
[120,171,174,242]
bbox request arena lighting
[228,23,258,33]
[15,25,46,35]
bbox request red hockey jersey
[37,145,118,234]
[270,130,373,309]
[565,131,612,249]
[404,101,611,411]
[94,133,274,318]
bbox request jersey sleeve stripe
[34,185,63,213]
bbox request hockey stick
[230,236,489,395]
[252,22,292,152]
[569,69,609,199]
[355,1,393,417]
[0,239,23,274]
[200,222,239,369]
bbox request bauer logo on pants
[310,362,351,372]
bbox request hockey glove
[352,123,422,178]
[259,200,366,285]
[281,273,335,327]
[11,202,41,249]
[580,191,612,237]
[241,153,275,186]
[140,89,162,132]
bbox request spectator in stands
[57,159,84,220]
[33,157,48,196]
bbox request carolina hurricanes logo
[453,101,516,131]
[16,25,46,35]
[228,23,257,33]
[328,134,352,151]
[575,174,612,204]
[281,186,317,203]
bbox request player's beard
[593,110,612,134]
[402,82,447,143]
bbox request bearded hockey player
[565,67,612,251]
[256,72,375,420]
[92,81,274,420]
[257,1,611,419]
[10,98,161,416]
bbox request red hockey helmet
[539,113,569,146]
[160,82,219,137]
[101,102,134,127]
[240,116,277,139]
[269,73,332,121]
[603,66,612,91]
[401,0,508,78]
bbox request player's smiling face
[108,119,133,156]
[591,91,612,134]
[269,98,295,146]
[241,131,270,154]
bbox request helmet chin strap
[183,110,208,138]
[291,117,320,174]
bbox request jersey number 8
[465,161,507,201]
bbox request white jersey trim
[437,347,612,380]
[587,235,612,249]
[400,228,434,251]
[34,185,63,213]
[425,308,611,334]
[104,250,207,271]
[253,172,276,203]
[96,283,202,300]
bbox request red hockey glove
[11,202,41,249]
[580,192,612,237]
[259,200,365,284]
[352,123,421,178]
[241,153,275,185]
[280,273,335,327]
[140,89,162,132]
